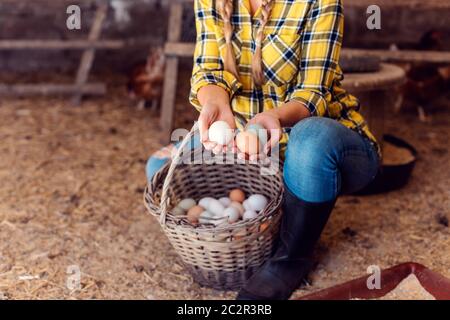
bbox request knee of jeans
[284,119,341,196]
[287,118,340,169]
[284,140,334,183]
[289,117,337,141]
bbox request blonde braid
[218,0,240,80]
[252,0,274,86]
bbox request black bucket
[355,134,418,195]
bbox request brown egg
[236,131,260,155]
[229,189,245,203]
[187,205,204,223]
[259,221,270,232]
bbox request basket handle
[160,122,200,225]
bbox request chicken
[127,47,165,110]
[396,30,449,121]
[438,65,450,91]
[416,30,443,51]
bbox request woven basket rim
[143,159,284,233]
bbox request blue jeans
[283,117,379,202]
[146,117,379,203]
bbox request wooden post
[159,3,184,144]
[0,39,125,50]
[0,83,106,96]
[71,2,108,106]
[342,49,450,65]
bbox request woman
[146,0,380,300]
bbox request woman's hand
[237,109,282,161]
[198,102,236,154]
[235,101,310,160]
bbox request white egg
[198,210,215,224]
[208,121,234,145]
[199,197,215,209]
[224,207,240,223]
[243,199,252,211]
[178,198,196,211]
[243,210,258,221]
[219,197,231,207]
[247,194,268,212]
[171,206,186,216]
[229,201,245,216]
[207,199,226,216]
[199,210,227,226]
[211,216,228,226]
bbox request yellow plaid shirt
[189,0,379,154]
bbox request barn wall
[0,0,448,73]
[0,0,171,73]
[344,5,450,49]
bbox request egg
[229,201,245,216]
[187,205,204,223]
[229,189,245,203]
[236,131,260,155]
[178,198,196,211]
[224,207,240,223]
[211,217,228,226]
[246,123,267,143]
[243,210,258,221]
[247,194,268,212]
[243,199,252,211]
[219,197,231,207]
[199,211,227,226]
[198,210,215,224]
[208,121,234,145]
[207,199,225,216]
[259,221,270,232]
[199,197,215,209]
[171,206,186,216]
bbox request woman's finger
[222,144,229,153]
[249,154,259,162]
[261,156,271,166]
[246,117,257,126]
[213,144,223,154]
[229,139,238,153]
[264,129,281,155]
[270,129,281,148]
[198,115,209,143]
[237,152,247,160]
[248,152,267,162]
[203,141,217,151]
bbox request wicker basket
[143,124,284,290]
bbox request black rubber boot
[237,185,336,300]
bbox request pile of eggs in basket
[171,189,268,226]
